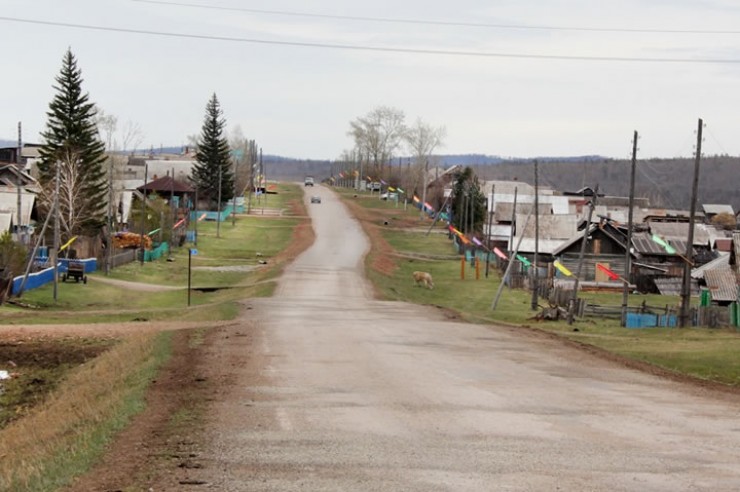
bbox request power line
[131,0,740,35]
[3,16,740,64]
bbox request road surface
[200,185,740,491]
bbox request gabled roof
[137,175,194,193]
[0,164,36,188]
[692,252,730,280]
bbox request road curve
[203,184,740,491]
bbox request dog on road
[413,271,434,290]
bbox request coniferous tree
[451,167,486,235]
[38,49,108,236]
[191,94,234,208]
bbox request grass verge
[0,331,173,491]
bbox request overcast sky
[2,0,740,160]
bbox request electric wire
[1,15,739,64]
[131,0,740,35]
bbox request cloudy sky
[2,0,740,160]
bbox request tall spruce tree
[38,49,108,236]
[191,94,234,208]
[451,167,486,234]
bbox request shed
[703,268,738,304]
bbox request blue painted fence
[12,258,97,296]
[625,312,678,328]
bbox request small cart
[62,261,87,284]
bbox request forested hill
[471,156,740,212]
[264,154,740,211]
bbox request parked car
[369,182,381,191]
[380,192,398,201]
[311,195,321,203]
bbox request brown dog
[413,271,434,290]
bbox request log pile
[112,232,151,250]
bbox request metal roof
[692,252,730,280]
[649,222,710,246]
[654,277,699,296]
[631,232,691,256]
[494,202,552,220]
[704,268,738,302]
[702,204,734,216]
[511,238,568,255]
[515,213,578,240]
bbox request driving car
[311,196,321,203]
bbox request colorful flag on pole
[596,263,620,281]
[493,247,508,260]
[387,186,396,192]
[516,254,531,266]
[396,187,405,194]
[553,259,573,276]
[412,195,421,204]
[59,236,78,252]
[380,179,388,185]
[651,234,677,254]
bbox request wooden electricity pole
[621,131,638,326]
[680,118,703,327]
[568,185,599,325]
[531,159,539,311]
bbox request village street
[191,185,740,491]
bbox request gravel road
[200,185,740,491]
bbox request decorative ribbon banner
[448,225,470,245]
[596,263,620,281]
[516,254,531,267]
[493,247,508,260]
[553,259,573,277]
[651,234,677,254]
[59,236,78,253]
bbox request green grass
[1,183,306,324]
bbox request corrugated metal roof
[702,204,734,216]
[632,232,690,256]
[692,252,730,280]
[511,238,568,255]
[649,222,710,246]
[654,277,699,296]
[485,224,512,241]
[704,268,738,302]
[515,213,578,240]
[494,202,551,220]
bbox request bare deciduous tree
[348,106,406,178]
[404,118,446,205]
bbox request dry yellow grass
[0,331,171,491]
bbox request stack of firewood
[112,232,152,250]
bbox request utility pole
[568,185,599,325]
[52,161,61,302]
[140,162,148,266]
[531,159,539,311]
[508,187,518,253]
[105,150,114,275]
[680,118,703,327]
[16,122,23,247]
[216,165,222,238]
[492,205,534,310]
[420,159,429,219]
[485,184,494,278]
[622,131,638,326]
